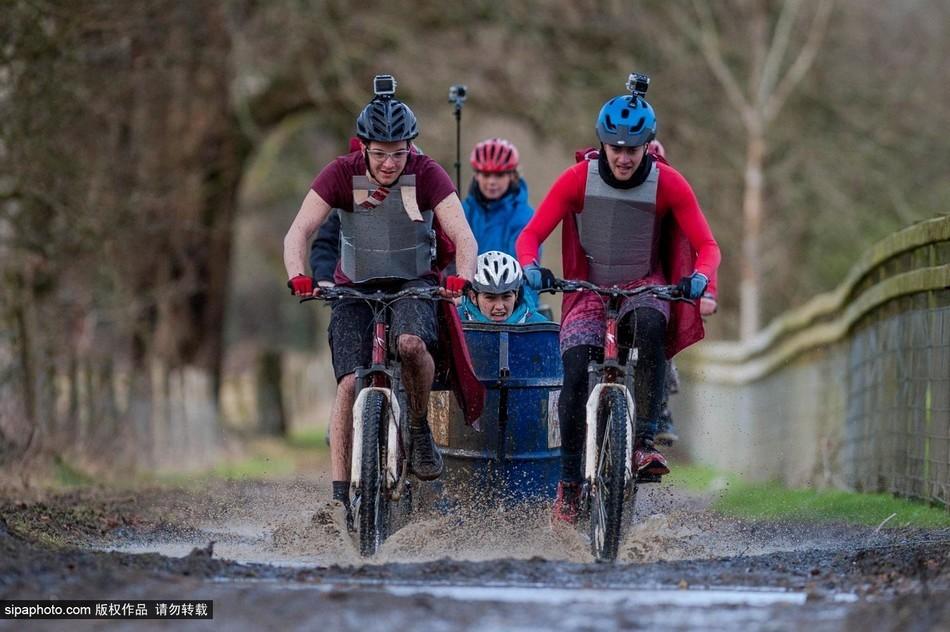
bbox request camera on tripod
[449,84,468,104]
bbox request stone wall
[674,216,950,507]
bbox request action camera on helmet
[373,74,396,98]
[626,73,650,98]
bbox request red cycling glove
[287,274,314,296]
[444,275,469,294]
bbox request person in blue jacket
[459,251,548,325]
[464,138,534,255]
[463,138,540,308]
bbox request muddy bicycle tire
[358,390,390,557]
[590,388,629,562]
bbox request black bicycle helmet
[356,98,419,142]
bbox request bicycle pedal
[636,471,663,484]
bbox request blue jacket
[458,295,549,325]
[310,210,341,282]
[462,177,534,257]
[463,178,541,307]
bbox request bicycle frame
[582,293,637,486]
[547,279,689,560]
[543,281,684,488]
[351,309,402,493]
[303,286,444,493]
[303,284,446,556]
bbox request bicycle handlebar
[541,279,692,303]
[299,284,449,304]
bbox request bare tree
[1,0,244,469]
[669,0,834,339]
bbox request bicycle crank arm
[390,460,410,501]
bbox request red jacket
[517,149,721,358]
[433,226,485,425]
[650,149,718,301]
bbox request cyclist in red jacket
[516,75,721,524]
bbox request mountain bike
[545,279,688,562]
[304,285,446,556]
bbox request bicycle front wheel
[589,387,629,562]
[358,390,390,557]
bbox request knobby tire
[358,390,389,557]
[590,388,628,562]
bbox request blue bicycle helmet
[356,97,419,142]
[595,95,657,146]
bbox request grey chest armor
[340,174,437,283]
[576,160,660,286]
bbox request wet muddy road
[2,478,948,631]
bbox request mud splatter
[270,500,359,564]
[2,478,949,631]
[377,502,591,563]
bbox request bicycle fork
[583,307,639,488]
[350,385,403,491]
[583,383,636,486]
[350,319,404,496]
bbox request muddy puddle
[2,477,949,631]
[95,479,851,568]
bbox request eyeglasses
[366,149,411,162]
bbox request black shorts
[328,279,439,382]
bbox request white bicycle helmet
[472,251,524,294]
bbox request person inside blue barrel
[459,251,548,325]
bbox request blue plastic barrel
[429,321,563,503]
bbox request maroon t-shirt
[311,151,484,421]
[310,151,456,212]
[310,151,458,284]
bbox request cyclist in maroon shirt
[283,77,477,520]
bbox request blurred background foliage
[1,0,948,463]
[228,0,950,341]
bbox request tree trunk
[256,350,287,436]
[740,123,766,341]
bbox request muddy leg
[398,334,442,480]
[330,374,356,482]
[397,334,433,423]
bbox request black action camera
[373,74,396,98]
[449,84,468,103]
[626,72,650,98]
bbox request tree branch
[691,0,752,119]
[764,0,834,123]
[757,0,803,107]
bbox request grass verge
[669,463,950,529]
